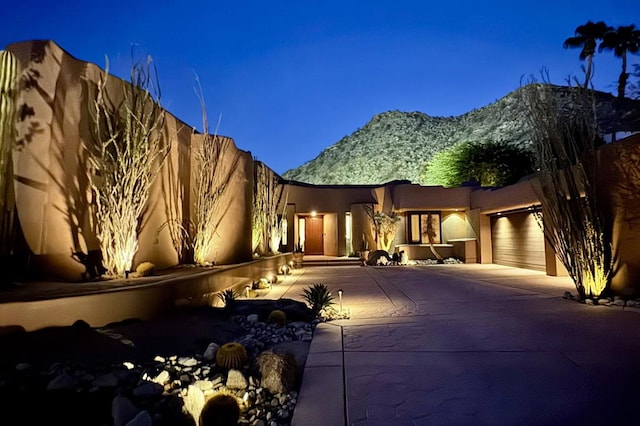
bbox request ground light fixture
[280,264,289,275]
[338,289,344,311]
[245,285,251,298]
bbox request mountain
[282,84,640,185]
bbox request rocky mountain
[282,84,640,185]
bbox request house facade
[3,40,640,297]
[282,134,640,296]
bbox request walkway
[286,264,640,426]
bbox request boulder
[366,250,392,266]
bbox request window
[281,218,288,245]
[345,212,353,254]
[407,212,441,244]
[298,217,306,250]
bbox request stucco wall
[597,135,640,295]
[6,40,255,281]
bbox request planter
[292,252,304,267]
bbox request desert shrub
[421,140,534,187]
[216,289,238,308]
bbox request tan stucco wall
[441,211,470,242]
[6,40,255,281]
[392,184,472,211]
[597,134,640,295]
[285,183,377,256]
[6,40,640,295]
[470,180,540,214]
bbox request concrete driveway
[286,264,640,426]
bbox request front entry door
[305,216,324,255]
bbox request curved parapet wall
[5,40,254,281]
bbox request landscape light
[245,285,251,298]
[338,289,344,311]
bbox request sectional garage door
[490,212,546,271]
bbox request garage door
[491,212,546,271]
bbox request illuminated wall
[6,40,255,281]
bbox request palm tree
[563,21,612,88]
[599,24,640,98]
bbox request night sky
[2,0,638,174]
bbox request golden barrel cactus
[267,309,287,326]
[200,393,241,426]
[215,342,248,369]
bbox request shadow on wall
[6,40,256,282]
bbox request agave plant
[217,288,239,309]
[302,283,334,317]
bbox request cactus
[199,392,241,426]
[0,50,19,256]
[215,342,248,369]
[267,309,287,326]
[216,289,238,309]
[135,261,156,277]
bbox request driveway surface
[286,264,640,426]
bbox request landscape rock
[226,369,248,390]
[125,410,152,426]
[182,384,205,423]
[113,396,141,426]
[133,381,164,399]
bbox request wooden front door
[305,216,324,254]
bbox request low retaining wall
[396,240,477,263]
[0,254,292,332]
[396,244,455,260]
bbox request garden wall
[5,40,255,282]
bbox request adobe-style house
[2,40,640,297]
[282,132,640,295]
[282,180,547,269]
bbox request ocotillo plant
[521,82,611,299]
[191,75,240,265]
[87,54,169,277]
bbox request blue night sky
[2,1,639,175]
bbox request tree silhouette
[599,24,640,98]
[563,21,612,88]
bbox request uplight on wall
[345,212,353,255]
[282,218,288,245]
[298,217,306,250]
[311,210,317,217]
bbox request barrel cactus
[215,342,248,369]
[135,261,156,277]
[200,392,241,426]
[267,309,287,326]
